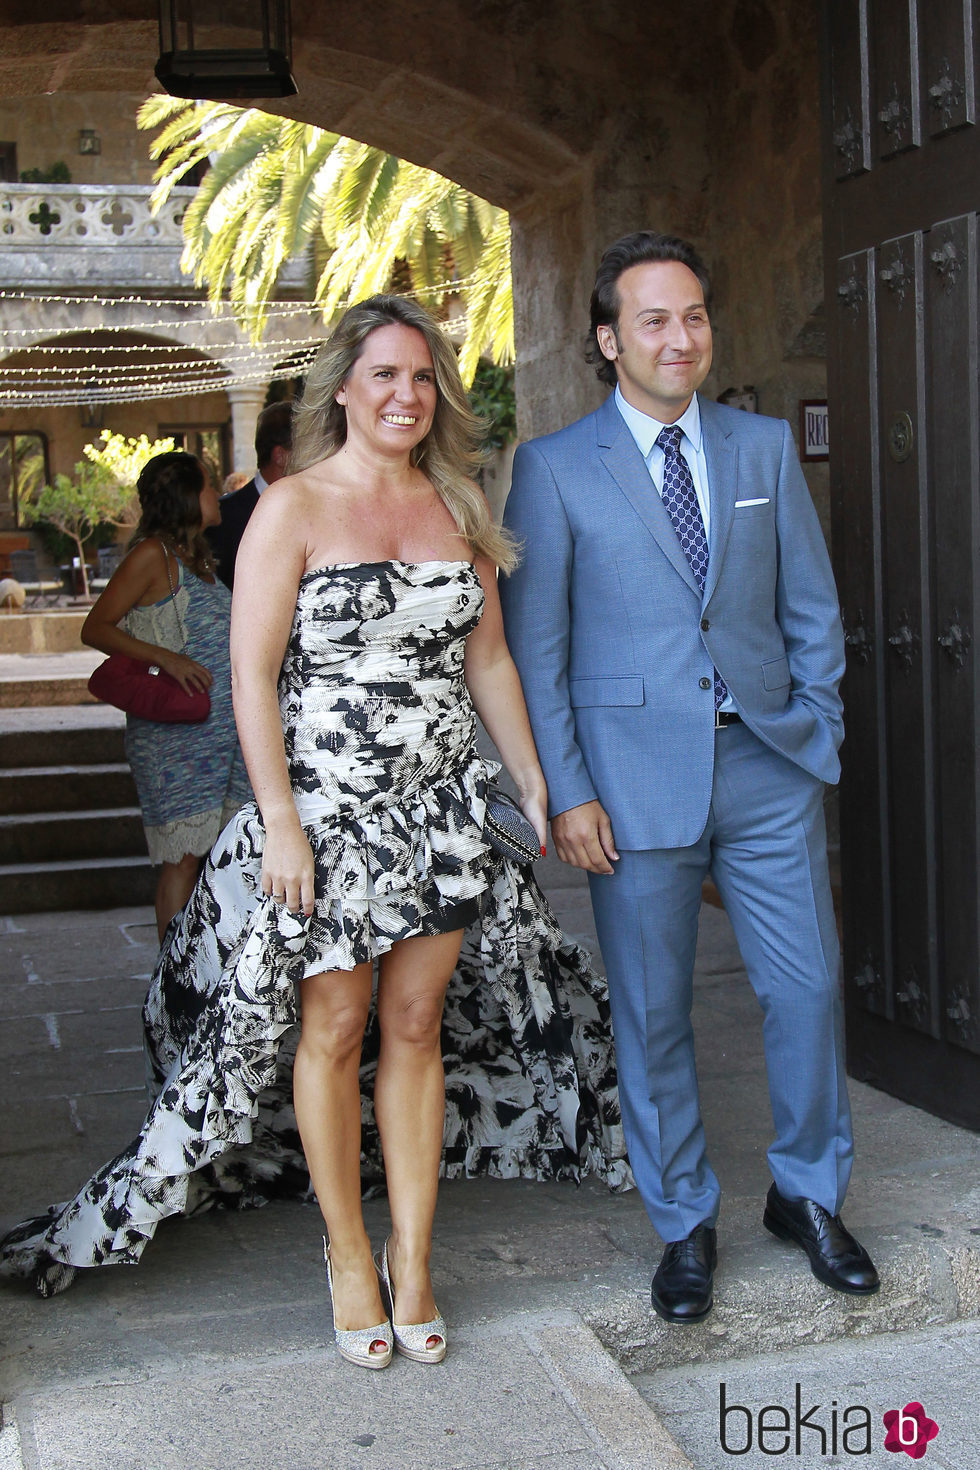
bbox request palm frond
[141,100,514,373]
[456,211,513,387]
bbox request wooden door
[822,0,980,1128]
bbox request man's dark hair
[585,231,712,387]
[254,400,293,470]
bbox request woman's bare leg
[154,852,202,941]
[293,963,386,1333]
[374,928,462,1325]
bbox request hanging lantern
[155,0,298,100]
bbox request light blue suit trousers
[588,724,851,1239]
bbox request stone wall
[0,610,87,654]
[0,92,156,187]
[508,0,828,522]
[704,0,829,531]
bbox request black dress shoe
[651,1223,717,1322]
[763,1184,879,1295]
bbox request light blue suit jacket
[499,393,845,849]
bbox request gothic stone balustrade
[0,183,308,292]
[0,183,194,290]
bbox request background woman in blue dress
[82,451,251,938]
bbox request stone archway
[0,3,828,449]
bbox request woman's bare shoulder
[113,537,170,588]
[84,537,167,624]
[235,473,325,586]
[251,465,336,518]
[119,535,162,566]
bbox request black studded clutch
[483,785,542,865]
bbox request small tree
[19,463,112,598]
[19,432,175,598]
[82,430,176,533]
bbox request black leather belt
[714,710,742,728]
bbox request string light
[6,341,318,356]
[0,286,472,337]
[0,313,321,340]
[0,360,321,408]
[0,288,320,405]
[0,289,326,312]
[0,277,482,308]
[0,350,321,379]
[0,287,465,407]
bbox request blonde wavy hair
[291,295,518,572]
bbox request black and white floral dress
[0,560,630,1296]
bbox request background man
[500,231,878,1323]
[209,400,293,590]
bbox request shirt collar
[254,469,268,495]
[614,383,703,460]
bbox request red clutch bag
[88,654,210,723]
[87,539,211,723]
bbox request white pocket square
[735,497,770,507]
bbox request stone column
[225,384,268,475]
[511,182,604,444]
[510,95,713,445]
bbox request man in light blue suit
[499,232,878,1322]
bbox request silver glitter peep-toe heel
[375,1237,447,1364]
[323,1238,393,1370]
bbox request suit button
[700,618,710,631]
[699,677,711,690]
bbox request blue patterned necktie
[656,424,728,708]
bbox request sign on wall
[800,399,829,461]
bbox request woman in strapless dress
[0,297,630,1354]
[228,294,549,1369]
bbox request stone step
[0,854,156,913]
[0,651,102,706]
[0,707,150,912]
[0,723,125,769]
[0,807,146,863]
[0,610,88,655]
[0,762,137,814]
[0,674,96,708]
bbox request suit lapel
[594,398,700,595]
[701,401,738,604]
